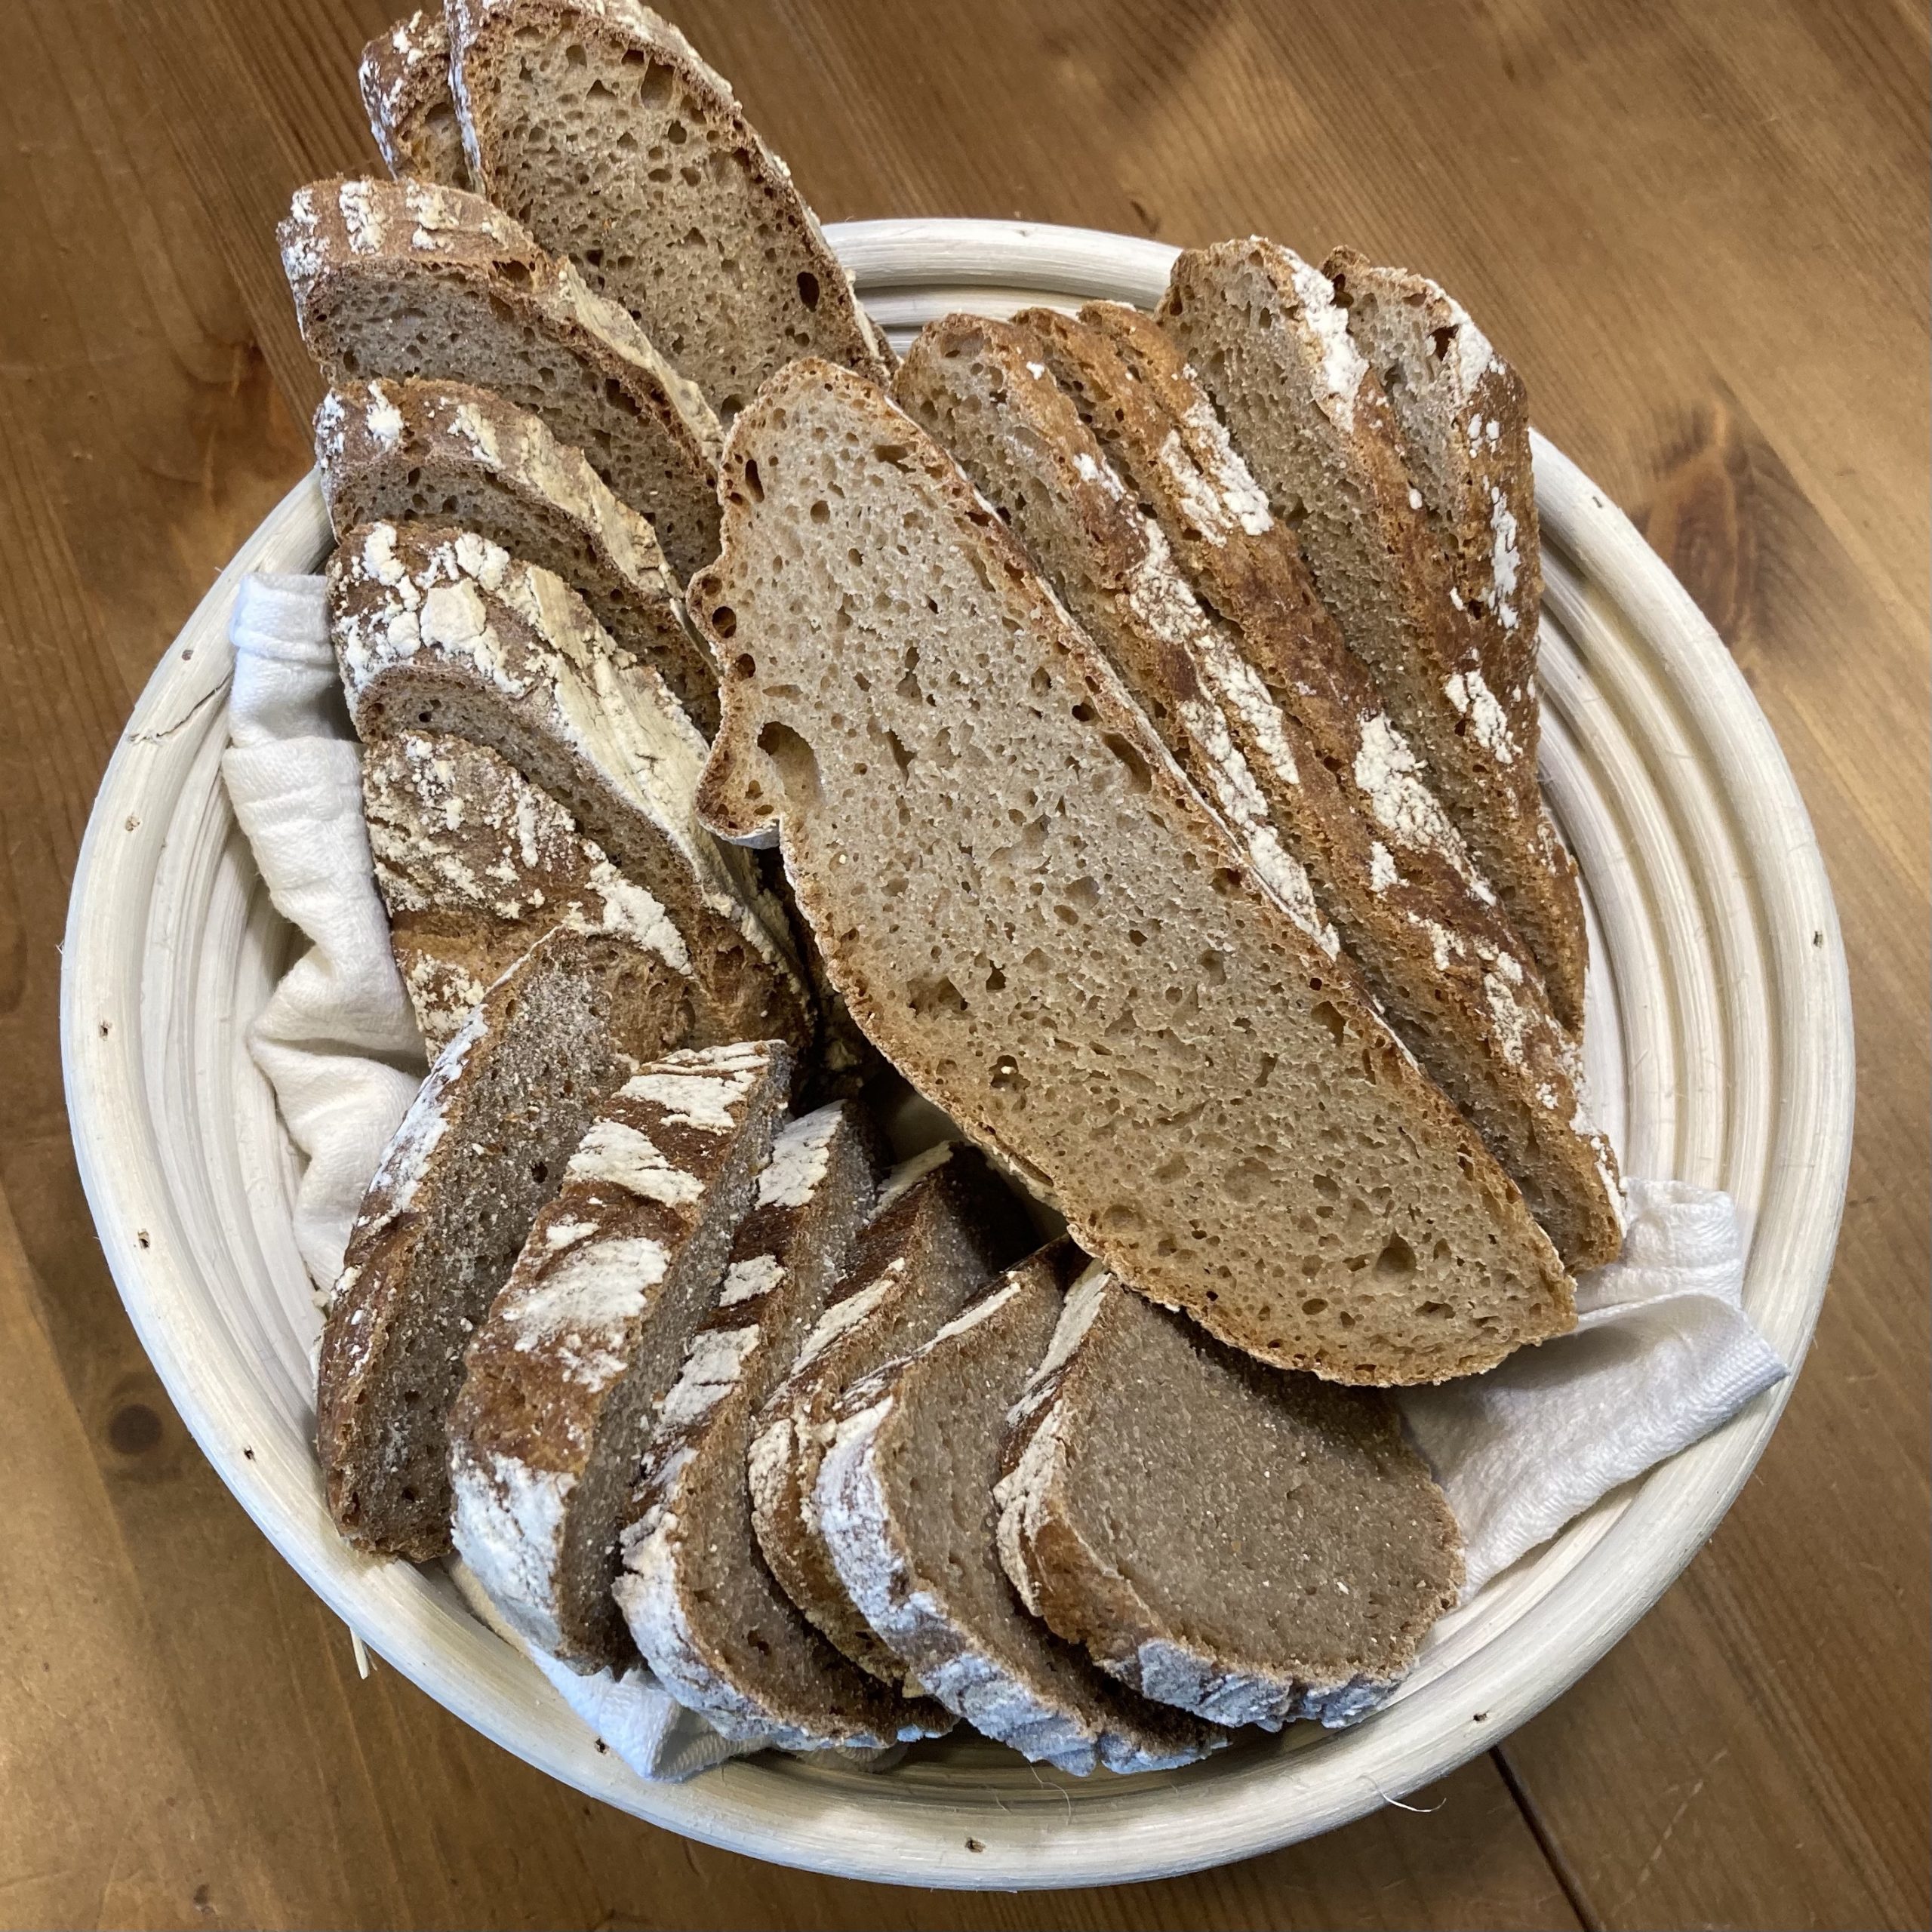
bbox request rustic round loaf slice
[315,377,717,731]
[449,1040,791,1671]
[616,1102,953,1748]
[816,1241,1225,1775]
[318,926,691,1558]
[359,11,469,188]
[278,176,721,577]
[746,1141,1038,1679]
[996,1268,1464,1730]
[448,0,893,420]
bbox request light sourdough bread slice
[816,1241,1225,1774]
[747,1141,1037,1678]
[359,12,469,188]
[999,303,1620,1269]
[328,520,812,1057]
[448,0,893,420]
[315,377,716,731]
[279,176,722,577]
[616,1103,953,1748]
[449,1041,790,1670]
[689,361,1573,1383]
[318,926,690,1558]
[997,1269,1463,1730]
[1159,240,1588,1029]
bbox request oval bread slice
[359,11,469,188]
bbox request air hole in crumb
[1375,1236,1417,1280]
[1430,325,1455,361]
[709,605,737,638]
[797,270,820,309]
[742,460,764,500]
[1100,732,1150,792]
[1310,1000,1346,1048]
[757,721,820,804]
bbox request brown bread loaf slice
[816,1242,1225,1774]
[1159,240,1588,1029]
[448,0,893,420]
[315,377,716,731]
[317,926,690,1558]
[616,1103,953,1748]
[361,731,707,1057]
[1004,304,1620,1269]
[997,1268,1463,1730]
[359,11,469,188]
[689,361,1573,1383]
[747,1142,1036,1677]
[328,519,813,1058]
[449,1041,789,1669]
[278,177,721,577]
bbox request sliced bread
[616,1103,953,1748]
[315,377,717,731]
[328,519,813,1057]
[448,0,893,419]
[747,1141,1037,1677]
[278,176,722,577]
[689,361,1574,1383]
[359,11,469,188]
[1159,240,1588,1029]
[816,1241,1226,1774]
[997,1269,1463,1729]
[449,1040,790,1669]
[1002,303,1620,1269]
[318,925,690,1558]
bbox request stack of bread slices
[285,0,1622,1772]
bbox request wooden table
[2,2,1924,1925]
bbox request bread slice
[995,303,1620,1269]
[449,1041,790,1669]
[997,1268,1463,1729]
[315,377,717,731]
[317,926,691,1558]
[360,11,469,188]
[691,363,1574,1380]
[1159,240,1588,1029]
[747,1141,1037,1677]
[816,1241,1226,1774]
[278,176,722,577]
[448,0,893,420]
[328,520,812,1058]
[616,1103,953,1748]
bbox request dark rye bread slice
[360,11,469,187]
[448,1041,790,1670]
[278,177,722,577]
[1159,240,1588,1030]
[1007,304,1621,1269]
[816,1242,1224,1774]
[315,377,716,731]
[328,520,813,1058]
[362,731,703,1057]
[616,1103,952,1748]
[318,926,690,1558]
[996,1269,1463,1730]
[689,361,1573,1383]
[448,0,893,420]
[746,1142,1037,1678]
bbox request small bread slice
[1159,240,1587,1029]
[278,177,721,577]
[998,304,1620,1269]
[747,1142,1037,1678]
[448,0,892,420]
[616,1103,952,1748]
[361,731,704,1056]
[817,1242,1225,1774]
[328,520,812,1057]
[315,377,716,730]
[449,1041,790,1670]
[359,11,469,188]
[689,361,1572,1383]
[318,926,691,1558]
[997,1269,1463,1730]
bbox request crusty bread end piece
[359,11,470,188]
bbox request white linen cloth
[224,571,1788,1768]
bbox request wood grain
[2,0,1924,1925]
